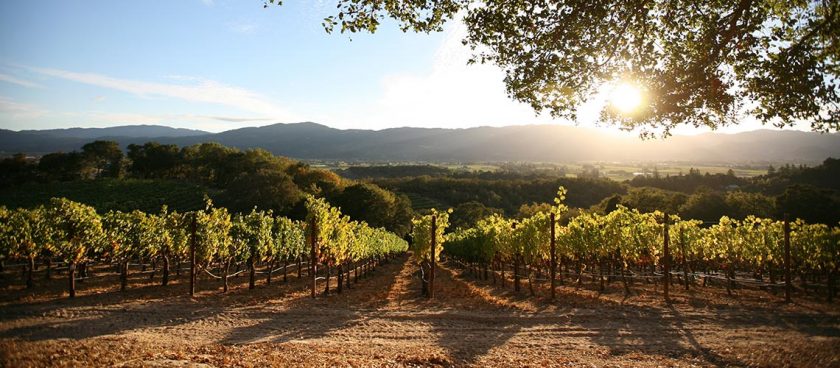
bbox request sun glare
[608,82,643,114]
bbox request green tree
[333,182,413,235]
[451,201,503,230]
[0,153,36,187]
[222,169,303,214]
[621,187,686,214]
[182,142,241,186]
[289,164,344,197]
[267,0,839,135]
[127,142,183,178]
[724,191,776,219]
[776,184,840,225]
[82,140,124,178]
[38,152,86,181]
[679,190,730,221]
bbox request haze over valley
[3,122,838,164]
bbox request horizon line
[5,121,823,137]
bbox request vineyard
[2,0,839,364]
[0,196,407,299]
[0,188,838,367]
[1,186,838,302]
[443,187,839,302]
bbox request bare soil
[0,255,838,367]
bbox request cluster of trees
[597,185,839,225]
[0,196,407,298]
[337,165,452,179]
[372,159,839,228]
[3,140,836,236]
[0,141,123,185]
[339,163,569,180]
[612,158,840,224]
[752,158,840,194]
[626,159,840,196]
[445,187,839,299]
[0,141,414,236]
[628,168,745,193]
[375,176,625,216]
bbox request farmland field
[1,254,837,367]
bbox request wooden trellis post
[429,215,437,299]
[310,216,318,299]
[663,213,670,302]
[550,212,557,300]
[784,214,791,303]
[189,213,196,297]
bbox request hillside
[0,125,210,154]
[2,122,838,163]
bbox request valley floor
[1,255,838,367]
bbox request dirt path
[1,254,838,367]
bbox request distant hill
[2,122,838,163]
[0,125,210,154]
[21,124,209,139]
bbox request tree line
[2,141,836,234]
[373,158,840,228]
[0,141,414,236]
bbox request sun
[608,82,643,114]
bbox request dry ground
[0,255,838,367]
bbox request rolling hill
[1,122,838,163]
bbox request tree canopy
[267,0,839,136]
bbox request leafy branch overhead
[266,0,840,136]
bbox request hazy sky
[0,1,806,135]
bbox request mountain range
[1,122,838,163]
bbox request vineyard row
[0,196,408,298]
[417,187,839,301]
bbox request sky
[0,0,806,135]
